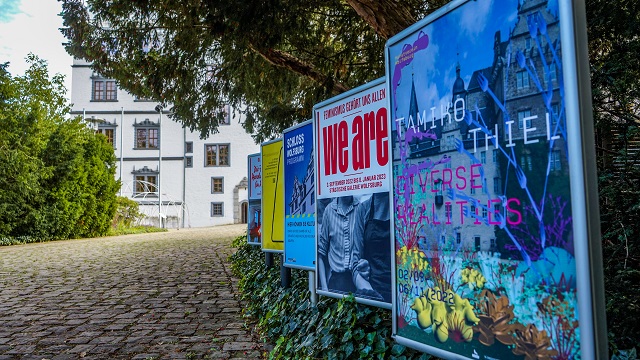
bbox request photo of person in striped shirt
[317,195,384,302]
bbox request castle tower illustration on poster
[386,0,606,358]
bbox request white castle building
[70,58,259,228]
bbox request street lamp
[155,104,163,228]
[83,115,106,131]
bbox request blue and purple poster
[386,0,605,358]
[283,120,316,270]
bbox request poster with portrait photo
[314,78,392,309]
[316,192,392,305]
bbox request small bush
[112,196,144,228]
[0,235,47,246]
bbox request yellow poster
[261,139,285,252]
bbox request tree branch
[248,44,350,94]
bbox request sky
[0,0,73,98]
[389,0,520,120]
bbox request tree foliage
[59,0,446,142]
[0,56,119,240]
[586,0,640,352]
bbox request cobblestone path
[0,225,268,360]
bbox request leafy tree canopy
[59,0,447,142]
[0,56,66,236]
[0,56,119,240]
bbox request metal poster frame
[385,0,606,358]
[283,120,316,271]
[313,77,392,310]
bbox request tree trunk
[344,0,416,39]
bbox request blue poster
[283,120,316,270]
[386,0,604,358]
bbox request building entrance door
[241,202,248,223]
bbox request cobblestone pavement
[0,225,269,360]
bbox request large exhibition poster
[247,153,262,246]
[386,0,606,358]
[314,78,392,308]
[283,120,315,270]
[261,139,285,253]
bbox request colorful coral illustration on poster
[389,0,580,358]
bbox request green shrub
[0,57,118,241]
[0,235,47,246]
[230,235,432,360]
[112,196,144,228]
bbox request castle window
[551,104,560,125]
[132,166,158,196]
[494,203,501,214]
[211,202,224,217]
[549,63,557,83]
[516,71,530,90]
[92,79,117,101]
[550,150,562,171]
[136,128,158,149]
[211,177,224,193]
[520,155,533,171]
[219,104,230,125]
[205,144,230,167]
[518,109,532,129]
[96,124,117,148]
[134,119,160,149]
